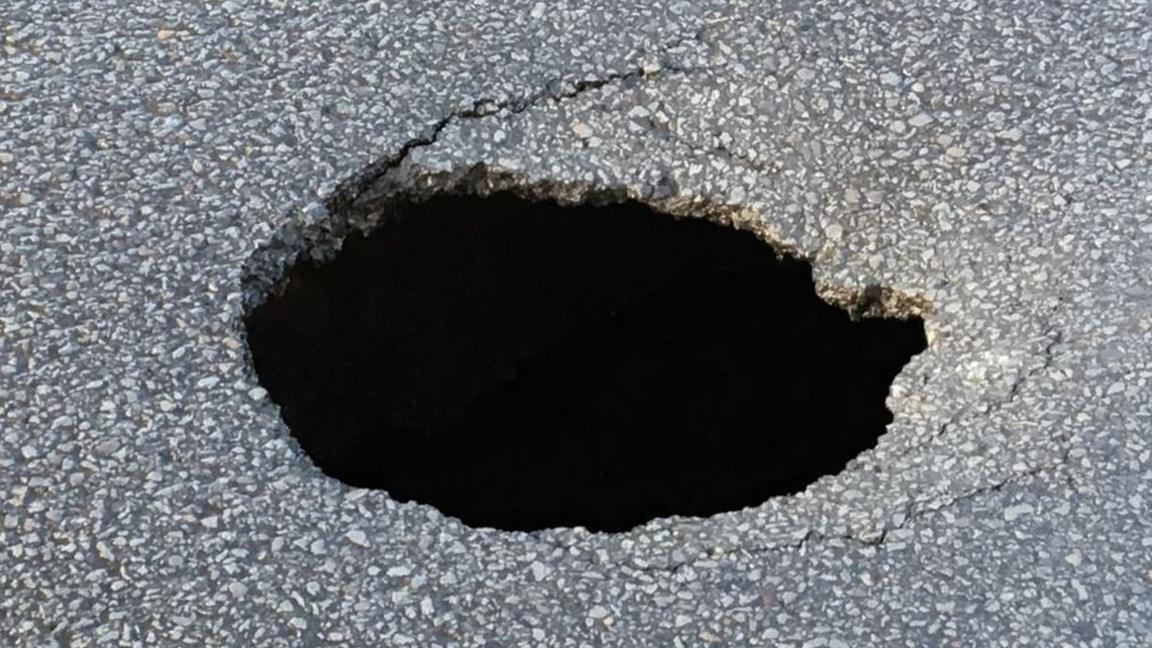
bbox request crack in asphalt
[330,57,716,217]
[241,45,717,307]
[895,298,1069,466]
[530,306,1076,576]
[987,327,1066,416]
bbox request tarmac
[1,0,1149,645]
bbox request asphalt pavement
[1,0,1150,645]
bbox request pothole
[245,191,927,532]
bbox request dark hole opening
[245,192,927,532]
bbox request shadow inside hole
[245,192,927,532]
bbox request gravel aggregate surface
[2,0,1150,645]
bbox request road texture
[2,0,1150,645]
